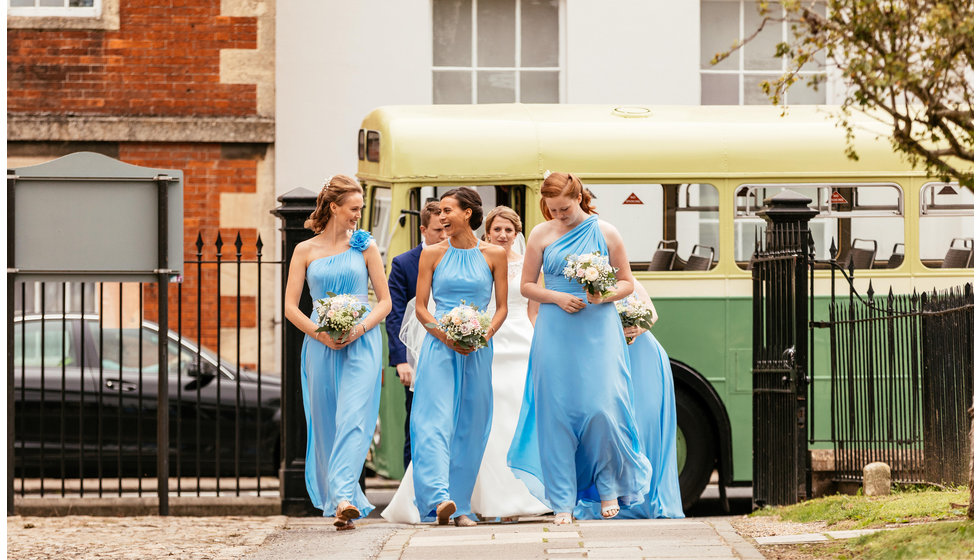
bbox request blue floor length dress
[508,215,652,514]
[410,240,494,522]
[300,239,383,518]
[575,330,684,519]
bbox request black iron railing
[11,232,281,500]
[814,251,974,486]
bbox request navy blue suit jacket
[386,243,423,366]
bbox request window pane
[433,0,473,67]
[701,73,739,104]
[521,0,559,67]
[743,4,782,71]
[586,183,666,264]
[433,70,473,104]
[477,71,515,103]
[700,1,739,70]
[478,0,516,67]
[69,0,95,5]
[9,0,35,7]
[743,73,774,104]
[919,183,974,267]
[787,78,826,104]
[799,3,826,71]
[14,320,73,368]
[520,71,558,102]
[38,0,63,6]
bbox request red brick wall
[119,143,262,360]
[7,1,258,116]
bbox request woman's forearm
[521,282,557,305]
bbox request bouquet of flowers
[313,292,368,342]
[616,294,657,344]
[562,251,619,298]
[427,301,492,351]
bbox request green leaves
[709,0,974,189]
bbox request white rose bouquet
[313,292,368,342]
[427,301,492,352]
[562,251,619,299]
[616,294,657,344]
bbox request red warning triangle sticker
[830,191,847,204]
[623,193,643,205]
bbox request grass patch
[829,521,973,559]
[751,488,970,528]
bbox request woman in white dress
[382,206,548,524]
[470,207,550,521]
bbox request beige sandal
[453,515,477,527]
[436,500,456,525]
[334,501,360,527]
[554,512,573,525]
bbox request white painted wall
[565,0,700,104]
[275,0,431,195]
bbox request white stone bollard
[863,462,891,496]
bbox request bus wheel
[675,388,716,512]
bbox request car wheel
[675,388,716,512]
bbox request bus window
[586,182,720,271]
[734,184,904,270]
[919,183,974,269]
[423,184,528,240]
[367,185,392,259]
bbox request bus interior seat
[941,238,974,268]
[685,244,715,271]
[844,238,878,270]
[886,243,905,268]
[647,240,678,271]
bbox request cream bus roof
[357,104,922,182]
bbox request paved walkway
[245,517,764,560]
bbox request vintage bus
[355,104,973,509]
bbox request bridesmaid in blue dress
[508,172,652,525]
[575,282,684,520]
[284,175,392,531]
[411,187,509,526]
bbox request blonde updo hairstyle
[539,172,595,220]
[483,205,523,241]
[305,175,364,234]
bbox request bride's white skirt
[382,309,548,522]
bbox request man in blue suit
[386,201,446,469]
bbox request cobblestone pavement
[7,515,287,560]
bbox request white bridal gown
[382,257,549,523]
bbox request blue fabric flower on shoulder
[349,229,374,252]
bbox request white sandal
[553,512,573,525]
[600,500,620,518]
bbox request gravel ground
[7,515,287,560]
[730,514,836,560]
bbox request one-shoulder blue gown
[410,240,494,522]
[508,215,652,514]
[300,243,382,518]
[575,330,684,519]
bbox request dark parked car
[13,314,281,478]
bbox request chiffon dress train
[409,240,494,522]
[508,215,652,514]
[575,331,684,519]
[300,243,383,518]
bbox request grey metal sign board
[9,151,183,282]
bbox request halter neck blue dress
[575,330,684,519]
[300,234,382,518]
[507,215,652,513]
[410,240,495,522]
